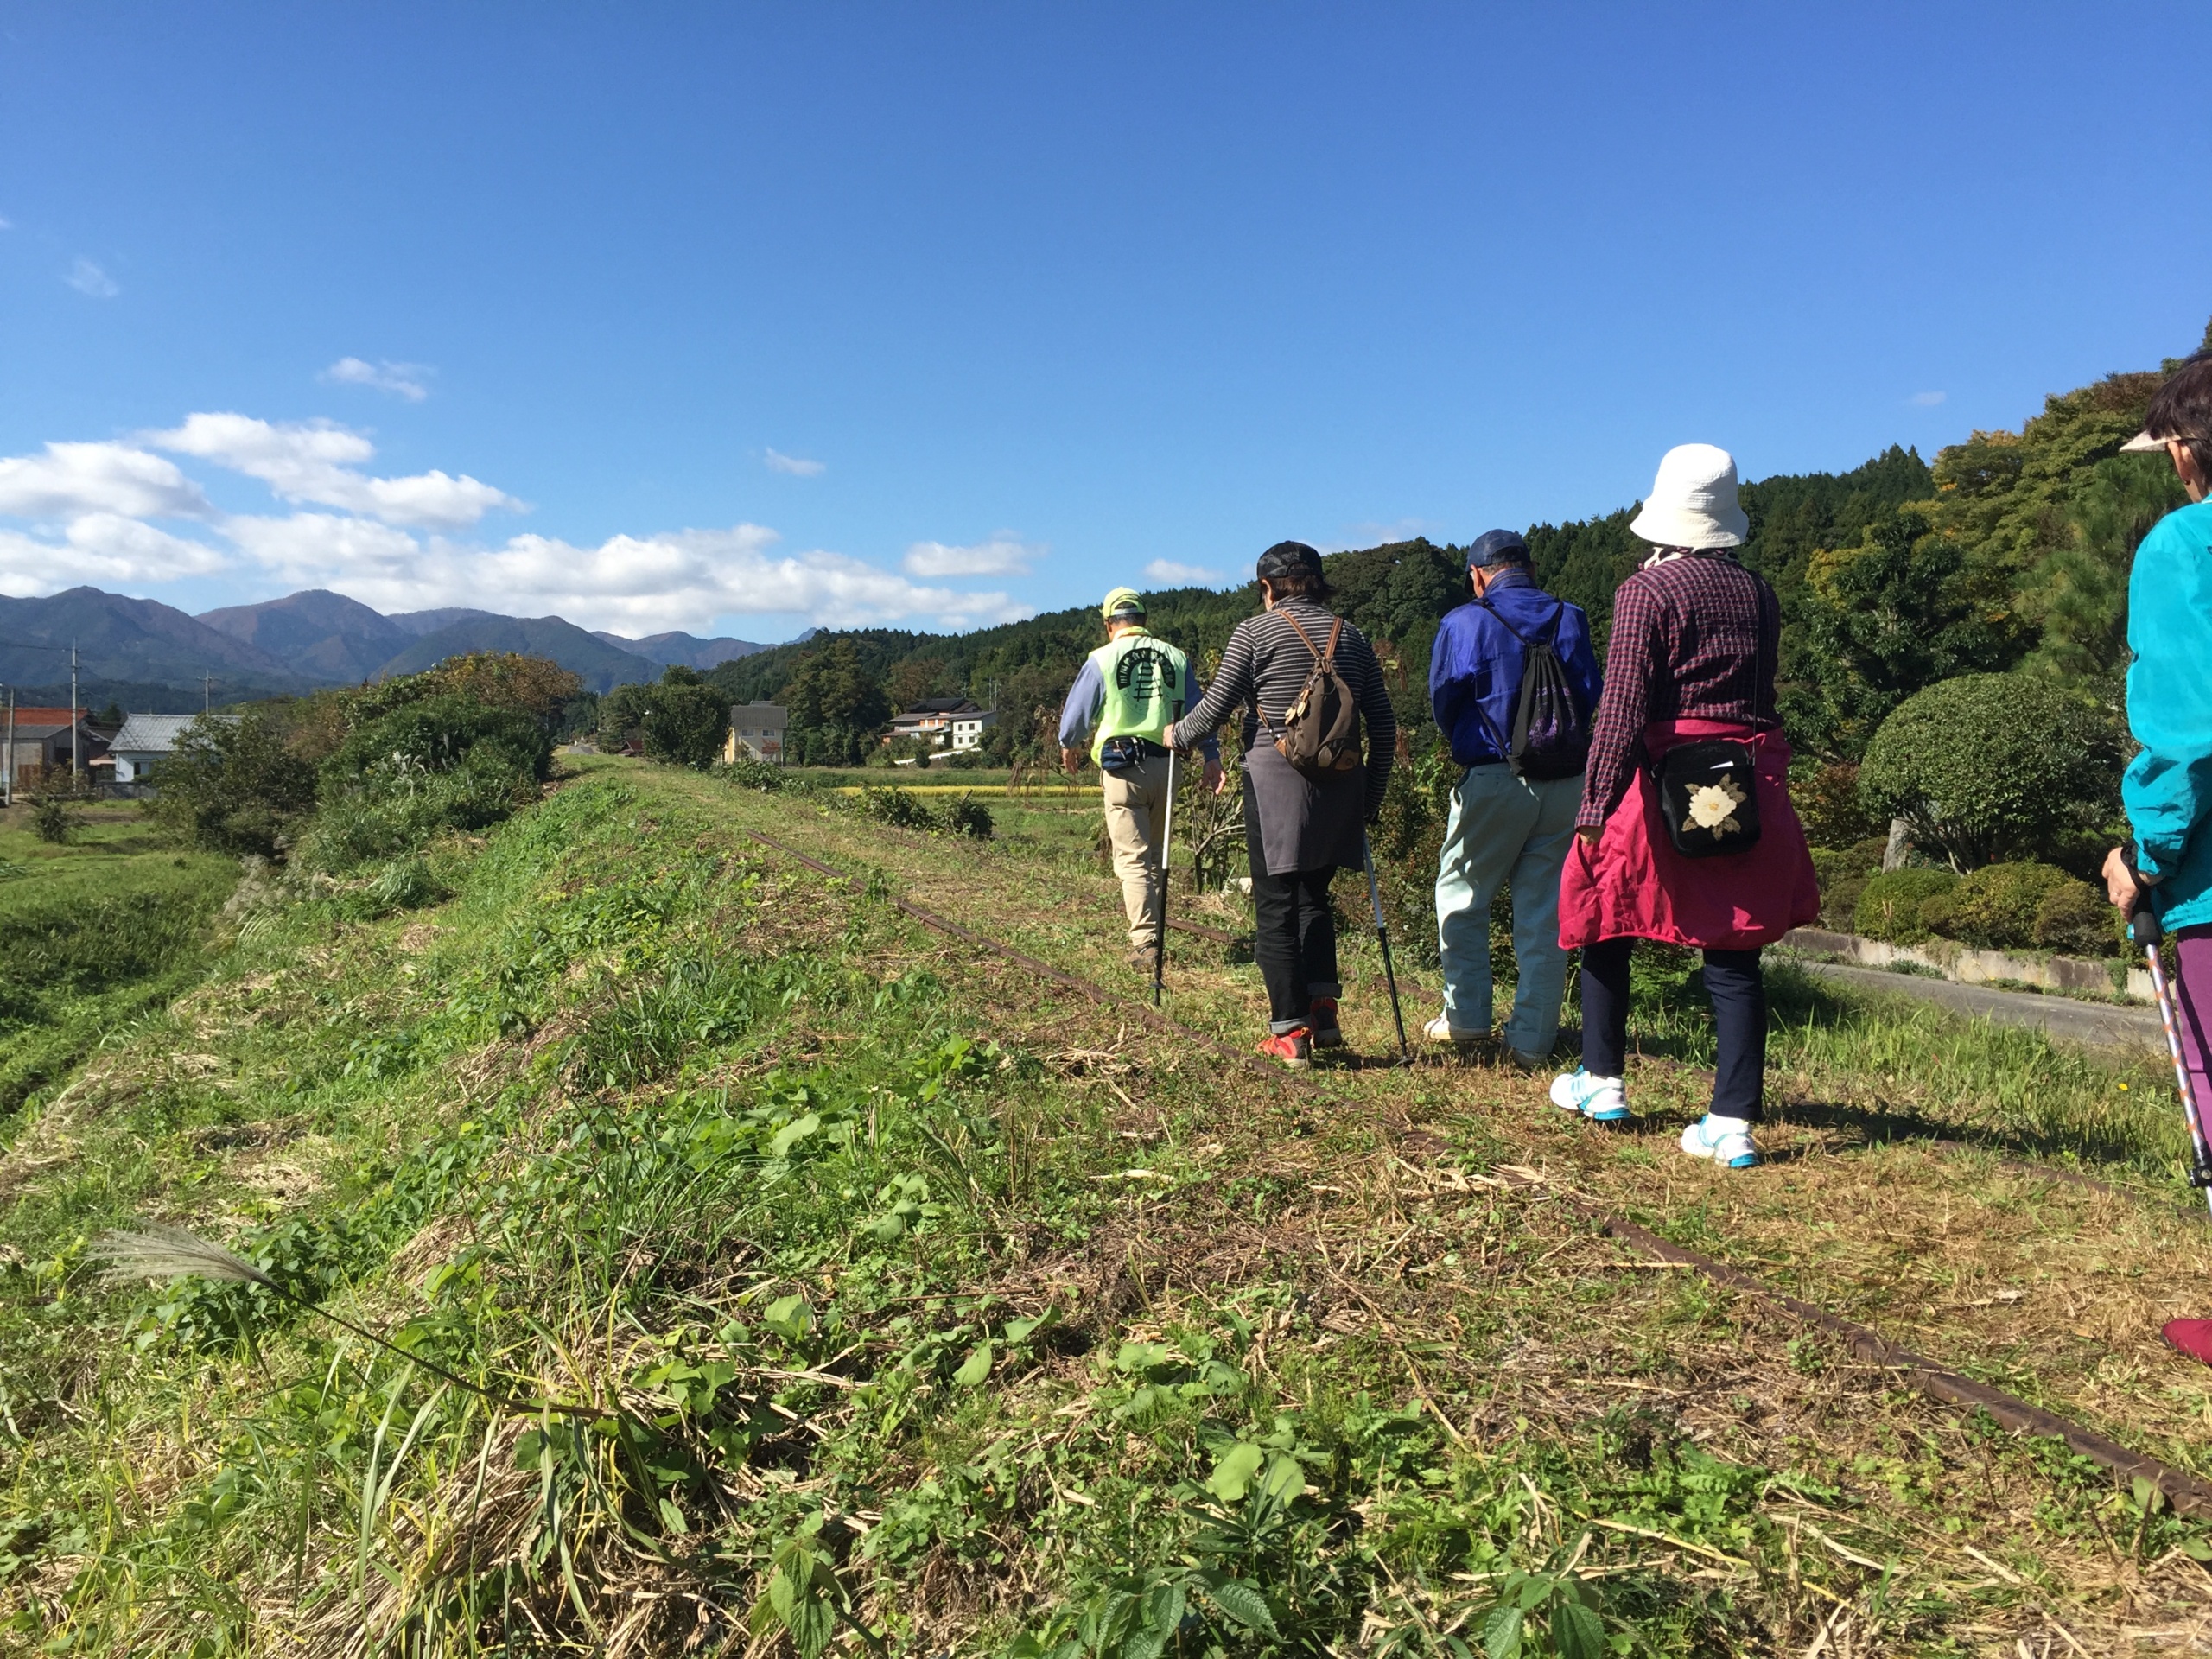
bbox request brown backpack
[1271,612,1363,779]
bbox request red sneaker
[2164,1319,2212,1367]
[1308,997,1344,1049]
[1257,1027,1313,1069]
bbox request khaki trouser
[1102,753,1172,949]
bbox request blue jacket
[1428,569,1603,768]
[2124,498,2212,930]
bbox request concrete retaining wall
[1780,926,2152,1003]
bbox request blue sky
[3,3,2207,644]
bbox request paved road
[1779,955,2164,1048]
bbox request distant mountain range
[0,586,767,710]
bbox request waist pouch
[1653,740,1763,859]
[1100,736,1168,772]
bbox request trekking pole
[1153,749,1177,1007]
[1361,827,1408,1059]
[2131,894,2212,1216]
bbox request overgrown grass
[0,805,236,1122]
[3,766,2205,1656]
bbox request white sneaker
[1422,1014,1486,1044]
[1680,1114,1760,1169]
[1548,1067,1630,1122]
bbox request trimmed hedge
[1854,868,1956,944]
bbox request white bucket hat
[1629,442,1750,548]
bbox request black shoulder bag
[1650,576,1766,860]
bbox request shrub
[938,792,993,840]
[29,790,81,845]
[1858,674,2120,869]
[1793,762,1884,849]
[2033,880,2122,958]
[1809,836,1887,930]
[299,745,536,871]
[151,713,320,857]
[639,667,730,770]
[1923,861,2076,951]
[858,787,933,830]
[322,696,552,789]
[1855,868,1957,944]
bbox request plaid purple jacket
[1579,552,1783,831]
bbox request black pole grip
[2131,893,2164,949]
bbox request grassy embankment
[3,758,2209,1656]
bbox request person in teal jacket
[2105,352,2212,1107]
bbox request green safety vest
[1087,628,1191,762]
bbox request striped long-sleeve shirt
[1171,598,1397,819]
[1580,551,1783,831]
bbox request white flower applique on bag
[1686,777,1747,837]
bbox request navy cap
[1467,528,1530,568]
[1255,540,1325,583]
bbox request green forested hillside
[703,326,2209,768]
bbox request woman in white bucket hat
[1549,443,1819,1168]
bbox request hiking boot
[1127,944,1159,970]
[1679,1114,1759,1169]
[1308,997,1344,1048]
[1421,1014,1487,1046]
[1257,1027,1313,1069]
[1548,1067,1630,1123]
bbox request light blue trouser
[1433,765,1584,1056]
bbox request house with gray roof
[103,713,230,791]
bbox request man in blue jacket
[1427,529,1603,1064]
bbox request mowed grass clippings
[0,760,2199,1656]
[677,766,2212,1646]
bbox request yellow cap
[1101,586,1146,620]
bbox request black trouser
[1244,788,1341,1034]
[1579,937,1765,1121]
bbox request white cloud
[902,534,1039,578]
[0,216,14,231]
[1143,558,1224,587]
[765,448,825,477]
[0,442,213,521]
[212,515,1033,636]
[0,514,226,595]
[321,357,432,402]
[65,257,118,298]
[146,412,519,528]
[0,405,1033,636]
[1910,391,1947,407]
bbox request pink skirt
[1560,719,1821,951]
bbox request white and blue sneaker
[1548,1068,1630,1123]
[1680,1114,1760,1169]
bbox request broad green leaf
[1142,1580,1186,1637]
[1005,1316,1042,1343]
[1482,1605,1524,1659]
[1205,1442,1265,1502]
[1001,1639,1047,1659]
[1517,1576,1551,1611]
[954,1341,994,1387]
[1205,1577,1277,1637]
[658,1497,688,1535]
[1552,1599,1605,1659]
[786,1593,834,1658]
[768,1569,801,1618]
[1123,1630,1166,1659]
[771,1113,823,1156]
[764,1293,815,1343]
[1258,1453,1305,1504]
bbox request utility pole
[3,688,13,808]
[70,642,79,779]
[203,671,212,714]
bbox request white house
[105,714,226,791]
[724,702,788,765]
[887,698,996,753]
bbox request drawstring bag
[1270,612,1363,780]
[1654,739,1763,858]
[1473,598,1591,780]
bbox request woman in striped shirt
[1173,542,1396,1065]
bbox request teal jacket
[2125,498,2212,931]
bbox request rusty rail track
[747,827,2212,1520]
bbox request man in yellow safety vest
[1059,588,1222,968]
